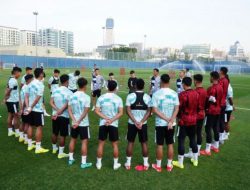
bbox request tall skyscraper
[229,41,245,58]
[105,18,114,45]
[39,28,74,54]
[0,26,20,46]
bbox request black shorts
[92,89,101,98]
[127,123,148,143]
[99,125,119,142]
[52,117,70,137]
[70,89,77,93]
[206,114,219,128]
[29,111,44,127]
[6,102,19,114]
[71,127,90,140]
[225,111,232,123]
[21,114,30,124]
[155,126,175,145]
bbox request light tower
[105,18,114,45]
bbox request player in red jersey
[184,74,207,158]
[218,67,229,144]
[200,71,223,156]
[173,77,199,169]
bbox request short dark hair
[11,67,22,74]
[210,71,220,80]
[130,70,135,74]
[54,69,60,74]
[182,77,192,86]
[193,74,203,83]
[154,68,159,73]
[74,70,80,76]
[25,74,33,82]
[107,80,117,91]
[161,74,170,84]
[95,68,100,72]
[77,77,88,88]
[136,78,145,90]
[220,67,228,75]
[109,72,114,76]
[186,68,190,72]
[34,68,44,78]
[60,74,69,84]
[25,67,32,71]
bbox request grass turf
[0,68,250,190]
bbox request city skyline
[0,0,249,52]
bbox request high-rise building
[39,28,74,54]
[181,44,212,58]
[105,18,114,45]
[0,26,20,46]
[229,41,245,58]
[20,30,38,46]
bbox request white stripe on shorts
[224,114,228,122]
[41,114,44,126]
[13,104,17,113]
[87,127,90,139]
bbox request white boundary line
[235,107,250,111]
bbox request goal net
[3,63,16,70]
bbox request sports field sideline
[0,68,250,190]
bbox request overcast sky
[0,0,249,52]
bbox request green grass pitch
[0,68,250,190]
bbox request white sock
[167,159,172,166]
[8,128,13,133]
[126,156,131,166]
[206,143,211,152]
[82,156,87,164]
[219,133,224,141]
[28,139,32,147]
[97,158,102,164]
[197,145,201,152]
[69,152,74,160]
[15,129,20,134]
[178,155,184,165]
[114,158,119,165]
[189,147,192,154]
[143,157,149,166]
[52,144,57,150]
[24,134,28,141]
[215,141,219,149]
[59,146,64,154]
[19,132,24,138]
[156,159,162,167]
[193,153,198,161]
[36,142,41,150]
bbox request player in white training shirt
[25,68,49,154]
[50,74,73,159]
[48,69,60,94]
[151,74,179,172]
[95,80,123,170]
[3,67,22,137]
[21,67,32,88]
[68,77,92,169]
[68,70,80,93]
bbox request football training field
[0,68,250,190]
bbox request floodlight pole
[33,11,39,67]
[102,26,105,46]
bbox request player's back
[179,89,199,126]
[195,87,207,120]
[207,83,223,115]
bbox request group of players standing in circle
[3,64,234,172]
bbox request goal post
[2,63,16,70]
